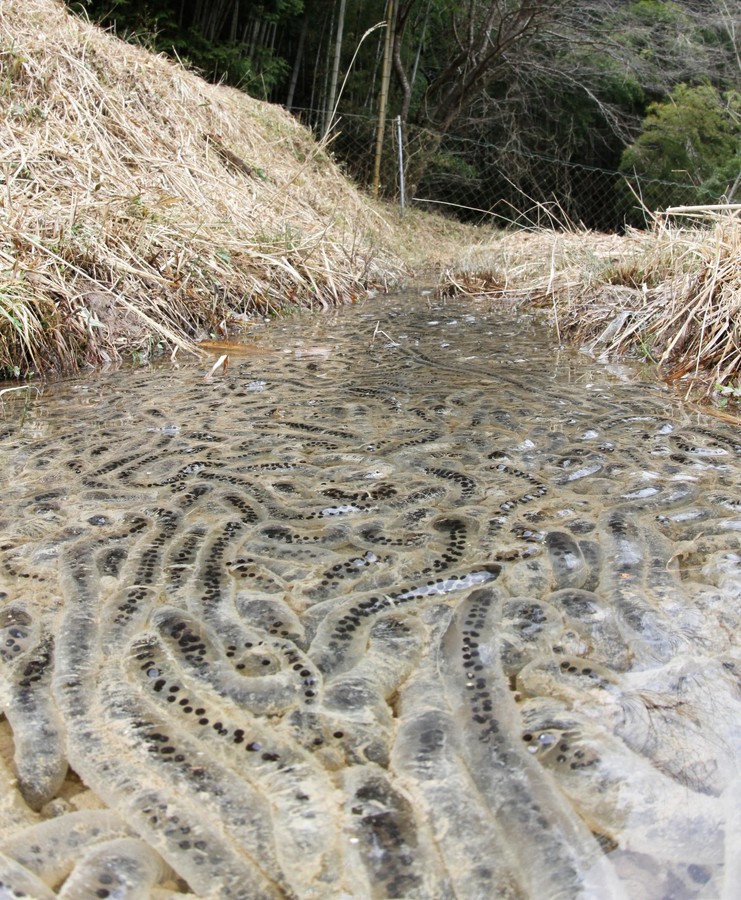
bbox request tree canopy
[621,82,741,207]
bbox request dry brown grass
[566,212,741,394]
[442,210,741,402]
[7,0,735,406]
[385,207,484,277]
[441,229,638,301]
[0,0,409,377]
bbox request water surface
[0,294,739,899]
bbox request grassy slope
[0,0,444,376]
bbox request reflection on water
[0,294,739,899]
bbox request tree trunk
[372,0,395,199]
[286,14,308,110]
[308,9,331,120]
[409,0,432,103]
[392,0,417,125]
[229,1,239,42]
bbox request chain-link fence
[293,107,718,232]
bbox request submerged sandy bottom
[0,294,739,898]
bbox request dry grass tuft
[441,229,643,300]
[441,210,741,401]
[0,0,405,377]
[565,212,741,393]
[385,207,483,277]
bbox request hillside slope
[0,0,405,376]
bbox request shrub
[620,83,740,210]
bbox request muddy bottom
[0,293,739,899]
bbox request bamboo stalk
[372,0,395,200]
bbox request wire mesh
[292,107,720,232]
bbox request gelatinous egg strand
[0,296,739,898]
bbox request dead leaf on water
[198,339,272,356]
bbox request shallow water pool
[0,293,739,898]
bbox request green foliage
[620,83,741,208]
[67,0,300,98]
[171,31,254,89]
[264,0,304,22]
[426,151,478,181]
[627,1,684,25]
[715,381,741,408]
